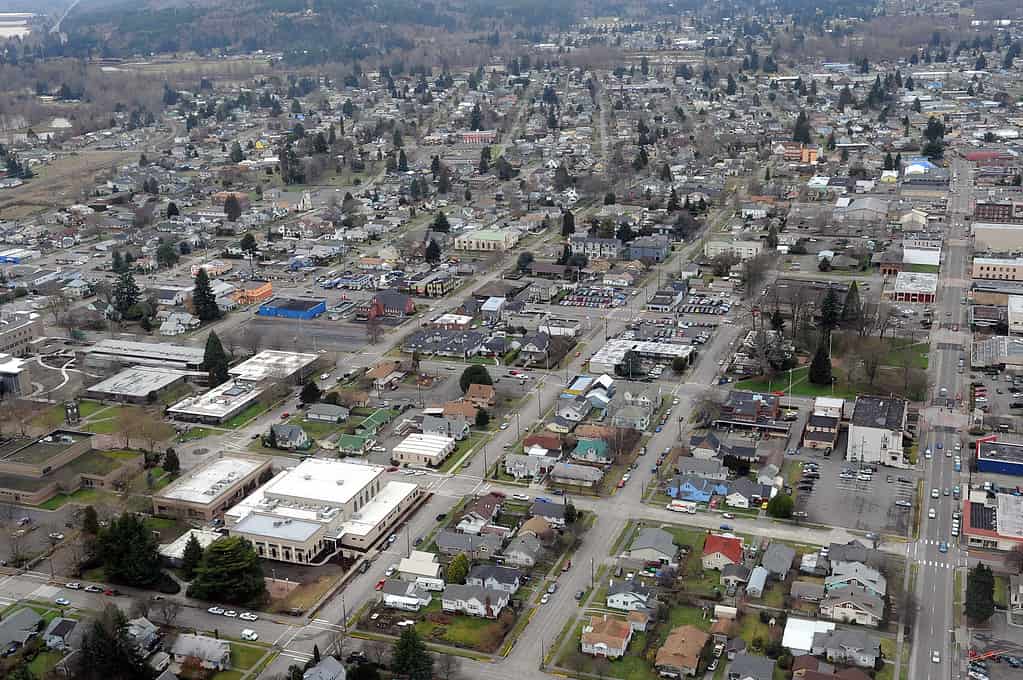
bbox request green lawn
[77,400,110,418]
[907,264,939,274]
[83,418,120,434]
[660,604,712,639]
[223,401,270,429]
[994,575,1009,609]
[27,649,66,676]
[735,367,860,399]
[882,338,929,370]
[557,624,658,680]
[210,671,245,680]
[31,405,67,430]
[178,426,219,442]
[289,415,345,440]
[230,643,267,669]
[413,600,508,650]
[438,432,487,473]
[39,487,111,510]
[736,614,773,647]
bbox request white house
[381,579,432,611]
[441,584,509,618]
[846,396,909,468]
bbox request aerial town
[0,0,1021,679]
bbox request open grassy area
[38,487,112,510]
[289,415,345,440]
[438,432,487,473]
[994,574,1009,609]
[31,404,68,430]
[230,643,267,669]
[27,649,66,676]
[882,338,929,370]
[906,264,939,274]
[413,600,510,650]
[223,401,270,429]
[177,426,219,442]
[268,571,342,613]
[735,366,860,399]
[77,400,110,418]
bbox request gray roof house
[0,608,42,648]
[303,656,346,680]
[503,453,558,480]
[127,616,161,654]
[441,584,510,618]
[422,414,470,441]
[721,564,751,587]
[819,587,885,627]
[728,652,776,680]
[550,462,604,487]
[381,579,432,611]
[270,423,310,450]
[305,403,350,423]
[467,564,522,594]
[676,457,727,480]
[810,629,881,668]
[171,633,231,671]
[503,534,543,567]
[790,581,826,603]
[612,405,652,431]
[826,561,887,598]
[530,500,567,527]
[43,617,77,650]
[746,566,769,599]
[762,543,796,580]
[607,579,656,612]
[435,530,502,559]
[626,527,677,565]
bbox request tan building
[704,240,764,261]
[453,229,521,251]
[974,222,1023,253]
[392,433,456,467]
[153,454,271,522]
[0,311,43,357]
[973,257,1023,281]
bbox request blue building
[626,235,671,262]
[256,297,326,320]
[977,440,1023,476]
[666,475,729,503]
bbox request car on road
[931,488,939,498]
[223,610,238,618]
[895,500,912,508]
[103,589,120,596]
[540,593,550,604]
[512,494,530,501]
[547,583,558,594]
[84,585,102,593]
[387,533,397,544]
[241,629,259,641]
[928,508,936,519]
[374,579,386,591]
[435,513,447,521]
[617,479,625,489]
[48,532,64,540]
[793,511,808,519]
[65,582,81,590]
[385,565,397,577]
[924,448,932,459]
[722,513,735,519]
[720,524,732,531]
[346,652,368,665]
[55,598,70,606]
[499,423,509,430]
[3,642,21,657]
[655,426,662,432]
[207,608,224,616]
[622,473,631,482]
[932,651,941,664]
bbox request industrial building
[152,454,272,521]
[85,366,190,404]
[79,339,206,372]
[976,439,1023,476]
[847,396,909,468]
[225,458,421,562]
[392,433,456,467]
[973,222,1023,253]
[256,297,327,320]
[228,350,318,383]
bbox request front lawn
[223,401,270,429]
[27,649,66,676]
[556,624,658,680]
[230,643,267,669]
[178,426,219,442]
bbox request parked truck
[666,500,697,514]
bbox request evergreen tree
[397,149,408,172]
[193,269,222,323]
[79,605,155,680]
[229,141,244,163]
[166,202,179,218]
[425,239,441,263]
[561,209,576,237]
[300,380,322,404]
[432,212,450,233]
[224,195,242,221]
[445,553,470,584]
[240,232,258,254]
[821,286,842,333]
[667,188,680,212]
[111,249,124,273]
[97,513,163,587]
[966,563,995,623]
[792,110,812,143]
[187,536,267,605]
[842,281,862,324]
[163,448,180,474]
[113,270,139,318]
[82,505,100,535]
[180,533,204,581]
[203,331,230,386]
[809,345,832,386]
[469,103,483,130]
[883,152,894,171]
[391,627,433,680]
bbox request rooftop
[0,430,90,466]
[229,350,319,381]
[978,440,1023,464]
[84,339,205,366]
[157,455,267,505]
[894,271,938,293]
[261,297,325,311]
[233,512,322,542]
[166,379,262,419]
[87,366,186,398]
[851,396,906,431]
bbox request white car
[931,488,939,498]
[207,606,225,615]
[385,565,397,577]
[512,494,530,501]
[241,629,259,641]
[320,373,331,381]
[65,582,82,590]
[500,423,510,430]
[223,610,238,618]
[239,612,259,621]
[928,508,936,519]
[932,650,940,664]
[924,449,932,459]
[540,593,550,604]
[55,597,70,606]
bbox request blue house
[666,475,729,502]
[627,235,671,262]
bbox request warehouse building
[79,339,205,372]
[973,222,1023,253]
[225,458,421,562]
[85,366,190,404]
[153,454,271,521]
[256,297,326,320]
[976,439,1023,476]
[392,433,456,467]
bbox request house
[612,405,652,431]
[721,564,751,588]
[725,478,771,509]
[502,453,557,480]
[655,625,710,678]
[667,475,729,502]
[0,608,42,648]
[571,438,612,465]
[803,414,840,450]
[467,565,522,594]
[626,527,677,565]
[43,618,77,650]
[503,534,543,567]
[381,579,433,611]
[456,492,503,534]
[443,400,479,422]
[441,584,510,618]
[159,311,200,336]
[551,462,604,487]
[746,566,768,599]
[581,614,634,658]
[520,332,552,365]
[171,633,232,671]
[435,530,502,559]
[306,403,350,423]
[269,423,310,450]
[725,638,747,661]
[810,629,881,668]
[127,616,161,655]
[728,653,776,680]
[762,543,796,580]
[819,588,884,627]
[465,383,496,408]
[826,562,887,598]
[607,579,656,612]
[557,395,591,422]
[676,458,727,480]
[368,290,416,319]
[422,414,470,441]
[703,534,744,571]
[530,500,567,527]
[689,431,724,459]
[303,657,347,680]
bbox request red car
[386,466,398,472]
[280,412,290,419]
[617,480,625,489]
[375,579,386,591]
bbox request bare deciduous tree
[156,598,183,627]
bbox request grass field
[230,643,267,669]
[39,487,111,510]
[27,649,66,676]
[223,401,270,429]
[735,366,859,399]
[178,426,219,442]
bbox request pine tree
[842,281,862,324]
[397,149,408,172]
[391,627,433,680]
[224,194,242,221]
[111,250,124,273]
[180,533,204,581]
[229,141,244,163]
[193,269,222,322]
[187,536,266,605]
[792,110,812,143]
[561,209,575,237]
[300,381,322,404]
[113,270,139,318]
[432,212,450,233]
[425,239,441,263]
[821,287,842,334]
[809,345,832,386]
[203,331,230,386]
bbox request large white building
[225,459,420,563]
[846,396,909,468]
[392,433,456,467]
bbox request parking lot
[970,615,1023,680]
[559,286,628,308]
[791,444,918,536]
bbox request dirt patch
[0,151,133,217]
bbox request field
[0,151,134,218]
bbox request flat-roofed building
[973,257,1023,282]
[225,458,422,562]
[453,228,521,251]
[393,433,456,467]
[704,240,764,261]
[0,352,30,396]
[890,271,938,303]
[1010,296,1023,335]
[85,366,189,404]
[0,311,43,357]
[228,350,319,383]
[974,222,1023,253]
[153,454,271,521]
[79,339,205,372]
[167,379,263,424]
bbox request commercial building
[153,454,271,521]
[975,201,1023,224]
[453,228,521,251]
[704,240,764,261]
[85,366,189,404]
[225,458,421,562]
[976,439,1023,476]
[973,222,1023,253]
[228,350,318,383]
[0,311,43,357]
[847,396,909,468]
[0,353,30,396]
[79,339,205,372]
[166,379,263,424]
[889,271,938,304]
[392,433,456,467]
[256,297,326,320]
[231,280,274,306]
[965,490,1023,551]
[0,430,143,506]
[588,339,693,375]
[973,257,1023,282]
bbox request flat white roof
[167,379,263,419]
[894,271,938,293]
[341,481,419,538]
[263,458,382,506]
[782,617,835,652]
[229,350,318,382]
[158,456,266,505]
[158,529,222,560]
[0,353,27,376]
[393,433,455,457]
[87,366,186,397]
[85,339,205,365]
[975,256,1023,267]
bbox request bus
[666,500,697,514]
